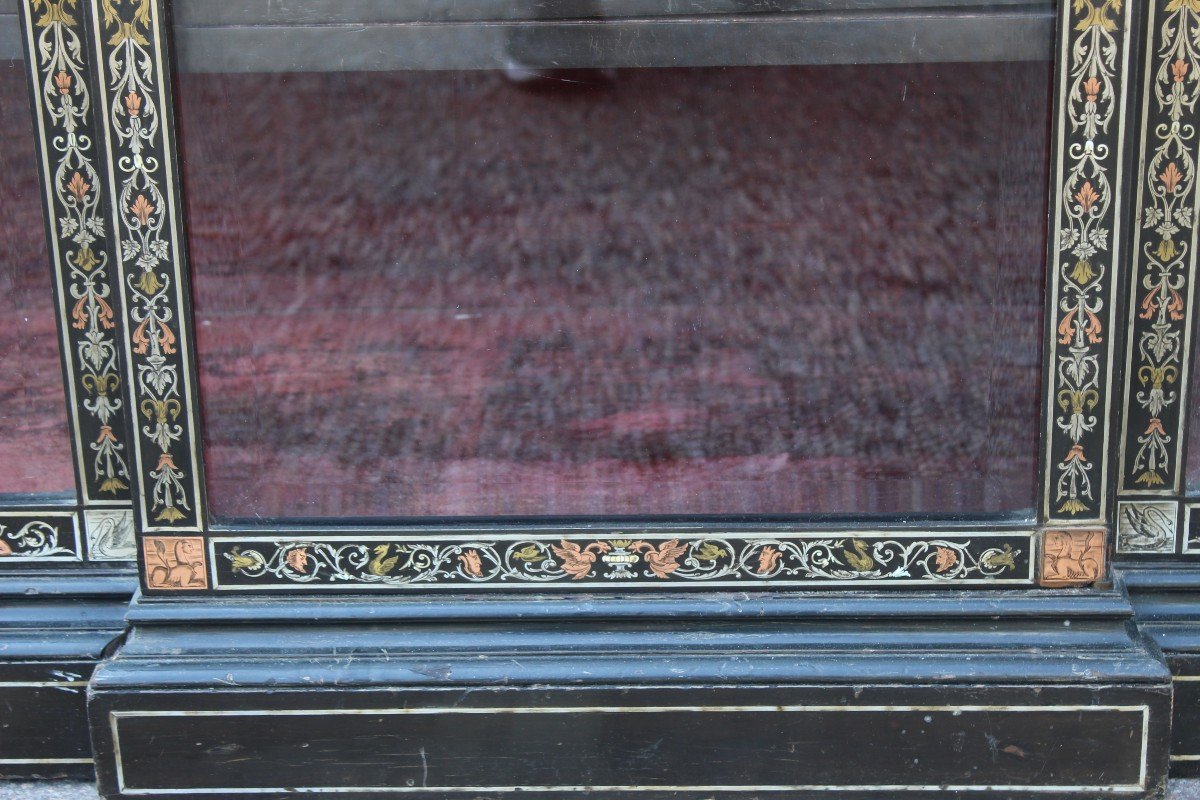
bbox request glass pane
[182,44,1051,520]
[0,58,74,498]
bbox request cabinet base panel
[0,572,133,779]
[1123,566,1200,778]
[89,590,1174,799]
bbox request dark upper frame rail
[5,0,1055,66]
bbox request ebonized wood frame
[68,4,1186,798]
[68,0,1138,596]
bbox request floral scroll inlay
[0,518,77,558]
[24,0,131,503]
[217,533,1030,589]
[89,0,202,529]
[1045,0,1131,521]
[1118,0,1200,499]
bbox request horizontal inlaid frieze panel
[207,530,1035,591]
[0,510,80,560]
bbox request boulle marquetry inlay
[1119,0,1200,501]
[86,0,204,533]
[211,531,1034,590]
[1043,0,1132,523]
[20,0,132,510]
[1038,528,1107,586]
[83,508,135,560]
[0,511,80,560]
[143,535,206,589]
[1117,500,1179,553]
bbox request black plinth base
[90,590,1173,799]
[1123,566,1200,777]
[0,569,133,779]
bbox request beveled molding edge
[1041,0,1134,524]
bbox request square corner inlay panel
[1118,501,1179,554]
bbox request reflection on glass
[181,60,1050,520]
[0,60,74,497]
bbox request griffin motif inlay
[1043,0,1132,522]
[1118,0,1200,499]
[143,536,207,589]
[86,0,204,531]
[1039,529,1107,586]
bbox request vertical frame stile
[1115,0,1200,556]
[18,0,134,561]
[1042,0,1135,528]
[83,0,206,580]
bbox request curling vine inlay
[0,513,80,559]
[22,0,130,504]
[1044,0,1131,522]
[1119,0,1200,499]
[88,0,203,531]
[214,533,1032,590]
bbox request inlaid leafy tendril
[222,536,1023,588]
[94,0,197,527]
[27,0,130,500]
[1122,0,1200,493]
[1049,0,1127,519]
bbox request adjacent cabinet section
[0,0,136,779]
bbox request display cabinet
[0,0,137,779]
[0,0,1195,795]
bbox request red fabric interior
[0,61,75,497]
[174,62,1052,519]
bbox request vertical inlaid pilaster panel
[1117,0,1200,505]
[19,0,135,560]
[1043,0,1135,525]
[84,0,205,539]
